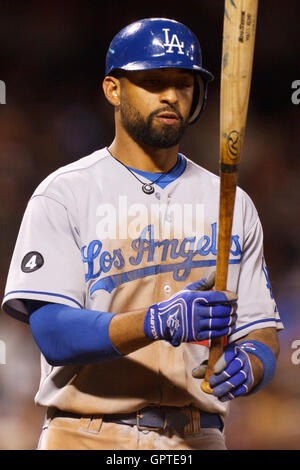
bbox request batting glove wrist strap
[144,304,163,341]
[238,340,277,395]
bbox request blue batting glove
[208,342,254,402]
[144,276,237,347]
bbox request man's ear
[102,76,121,107]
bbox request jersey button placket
[165,194,173,224]
[163,284,171,295]
[161,192,173,299]
[153,189,172,404]
[147,189,166,398]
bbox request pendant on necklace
[142,183,155,195]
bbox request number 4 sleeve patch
[21,252,44,273]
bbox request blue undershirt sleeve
[28,303,122,366]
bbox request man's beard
[120,99,189,149]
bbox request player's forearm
[238,327,280,357]
[108,310,152,355]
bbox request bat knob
[201,380,213,394]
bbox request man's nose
[159,86,179,105]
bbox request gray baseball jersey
[2,147,283,417]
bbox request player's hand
[192,343,255,401]
[144,275,237,347]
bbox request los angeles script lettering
[81,223,242,293]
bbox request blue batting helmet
[105,18,214,124]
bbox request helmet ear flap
[188,75,207,125]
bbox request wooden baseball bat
[201,0,259,394]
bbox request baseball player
[2,18,283,450]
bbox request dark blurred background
[0,0,300,450]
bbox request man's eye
[143,80,160,87]
[178,80,193,89]
[140,78,193,89]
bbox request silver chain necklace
[108,149,176,195]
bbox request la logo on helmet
[162,28,185,54]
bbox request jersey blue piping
[4,290,83,309]
[229,318,282,337]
